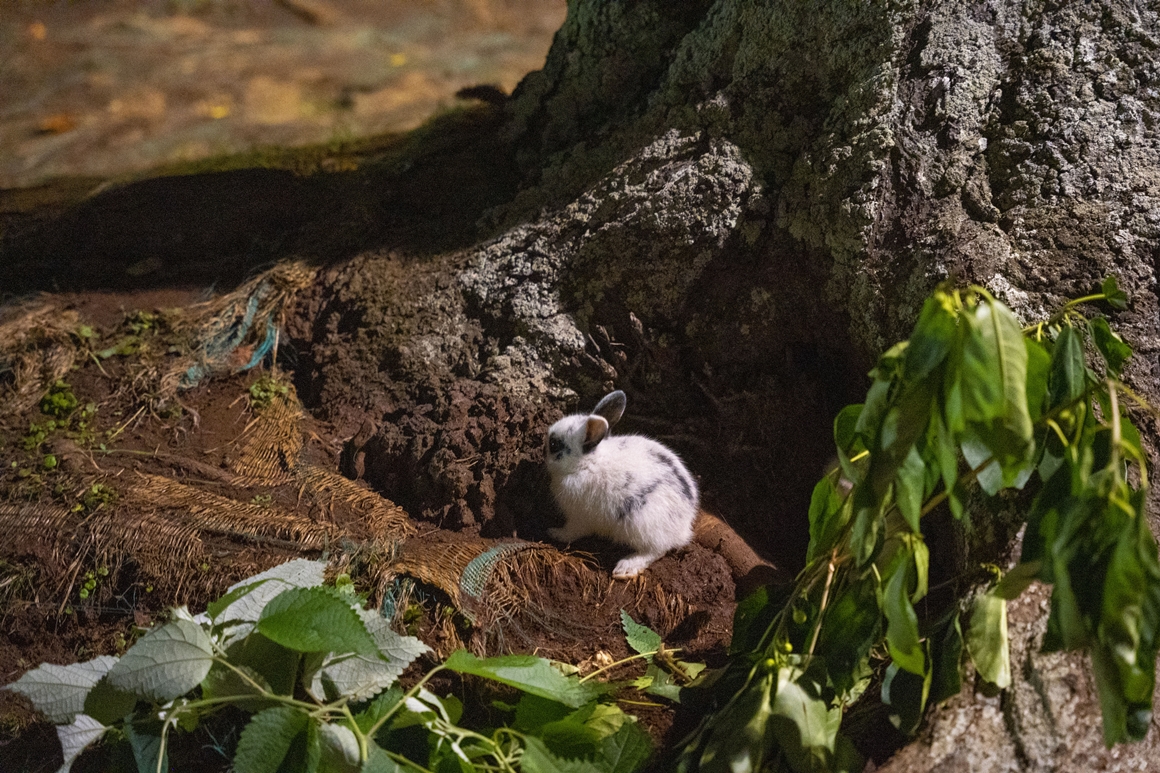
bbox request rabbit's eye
[548,437,565,455]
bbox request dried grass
[229,394,304,485]
[0,302,80,418]
[159,262,316,397]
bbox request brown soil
[0,272,740,770]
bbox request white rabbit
[544,390,699,578]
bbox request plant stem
[806,550,838,658]
[579,650,671,683]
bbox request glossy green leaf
[903,292,958,382]
[966,591,1010,688]
[807,476,850,562]
[960,298,1032,465]
[993,562,1042,600]
[929,612,963,705]
[881,659,931,735]
[834,404,863,452]
[1088,317,1131,378]
[1101,276,1128,310]
[1048,324,1086,409]
[817,579,880,694]
[894,445,926,533]
[442,651,600,708]
[683,667,775,773]
[882,557,924,675]
[257,587,378,656]
[770,666,839,769]
[1024,336,1051,421]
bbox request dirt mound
[0,279,739,768]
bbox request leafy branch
[4,559,663,773]
[678,278,1160,772]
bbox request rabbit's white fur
[545,390,698,578]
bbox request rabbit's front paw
[612,553,661,579]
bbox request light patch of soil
[0,0,565,188]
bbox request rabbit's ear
[592,390,626,428]
[582,416,610,452]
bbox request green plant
[248,375,289,411]
[5,560,656,773]
[678,279,1160,772]
[39,380,79,420]
[79,483,117,513]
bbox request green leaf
[56,714,107,773]
[308,610,429,702]
[234,706,310,773]
[520,736,603,773]
[816,579,880,694]
[834,404,863,453]
[682,667,776,773]
[1101,276,1128,310]
[770,666,839,769]
[929,411,958,498]
[894,445,926,533]
[1048,324,1086,409]
[539,718,603,760]
[620,610,662,657]
[912,539,929,603]
[83,674,138,725]
[730,585,779,656]
[850,499,882,567]
[966,591,1011,688]
[107,619,214,701]
[929,612,963,705]
[1024,336,1051,422]
[200,662,273,712]
[1099,514,1160,708]
[882,556,924,675]
[514,693,572,734]
[903,291,958,382]
[442,651,600,708]
[597,721,652,773]
[258,587,379,655]
[641,663,682,702]
[881,659,931,735]
[1089,317,1131,377]
[807,476,850,563]
[211,559,328,644]
[318,722,362,773]
[362,742,408,772]
[992,562,1042,600]
[6,655,119,724]
[227,633,301,696]
[960,298,1033,466]
[125,721,168,773]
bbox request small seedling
[248,375,289,411]
[81,483,117,512]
